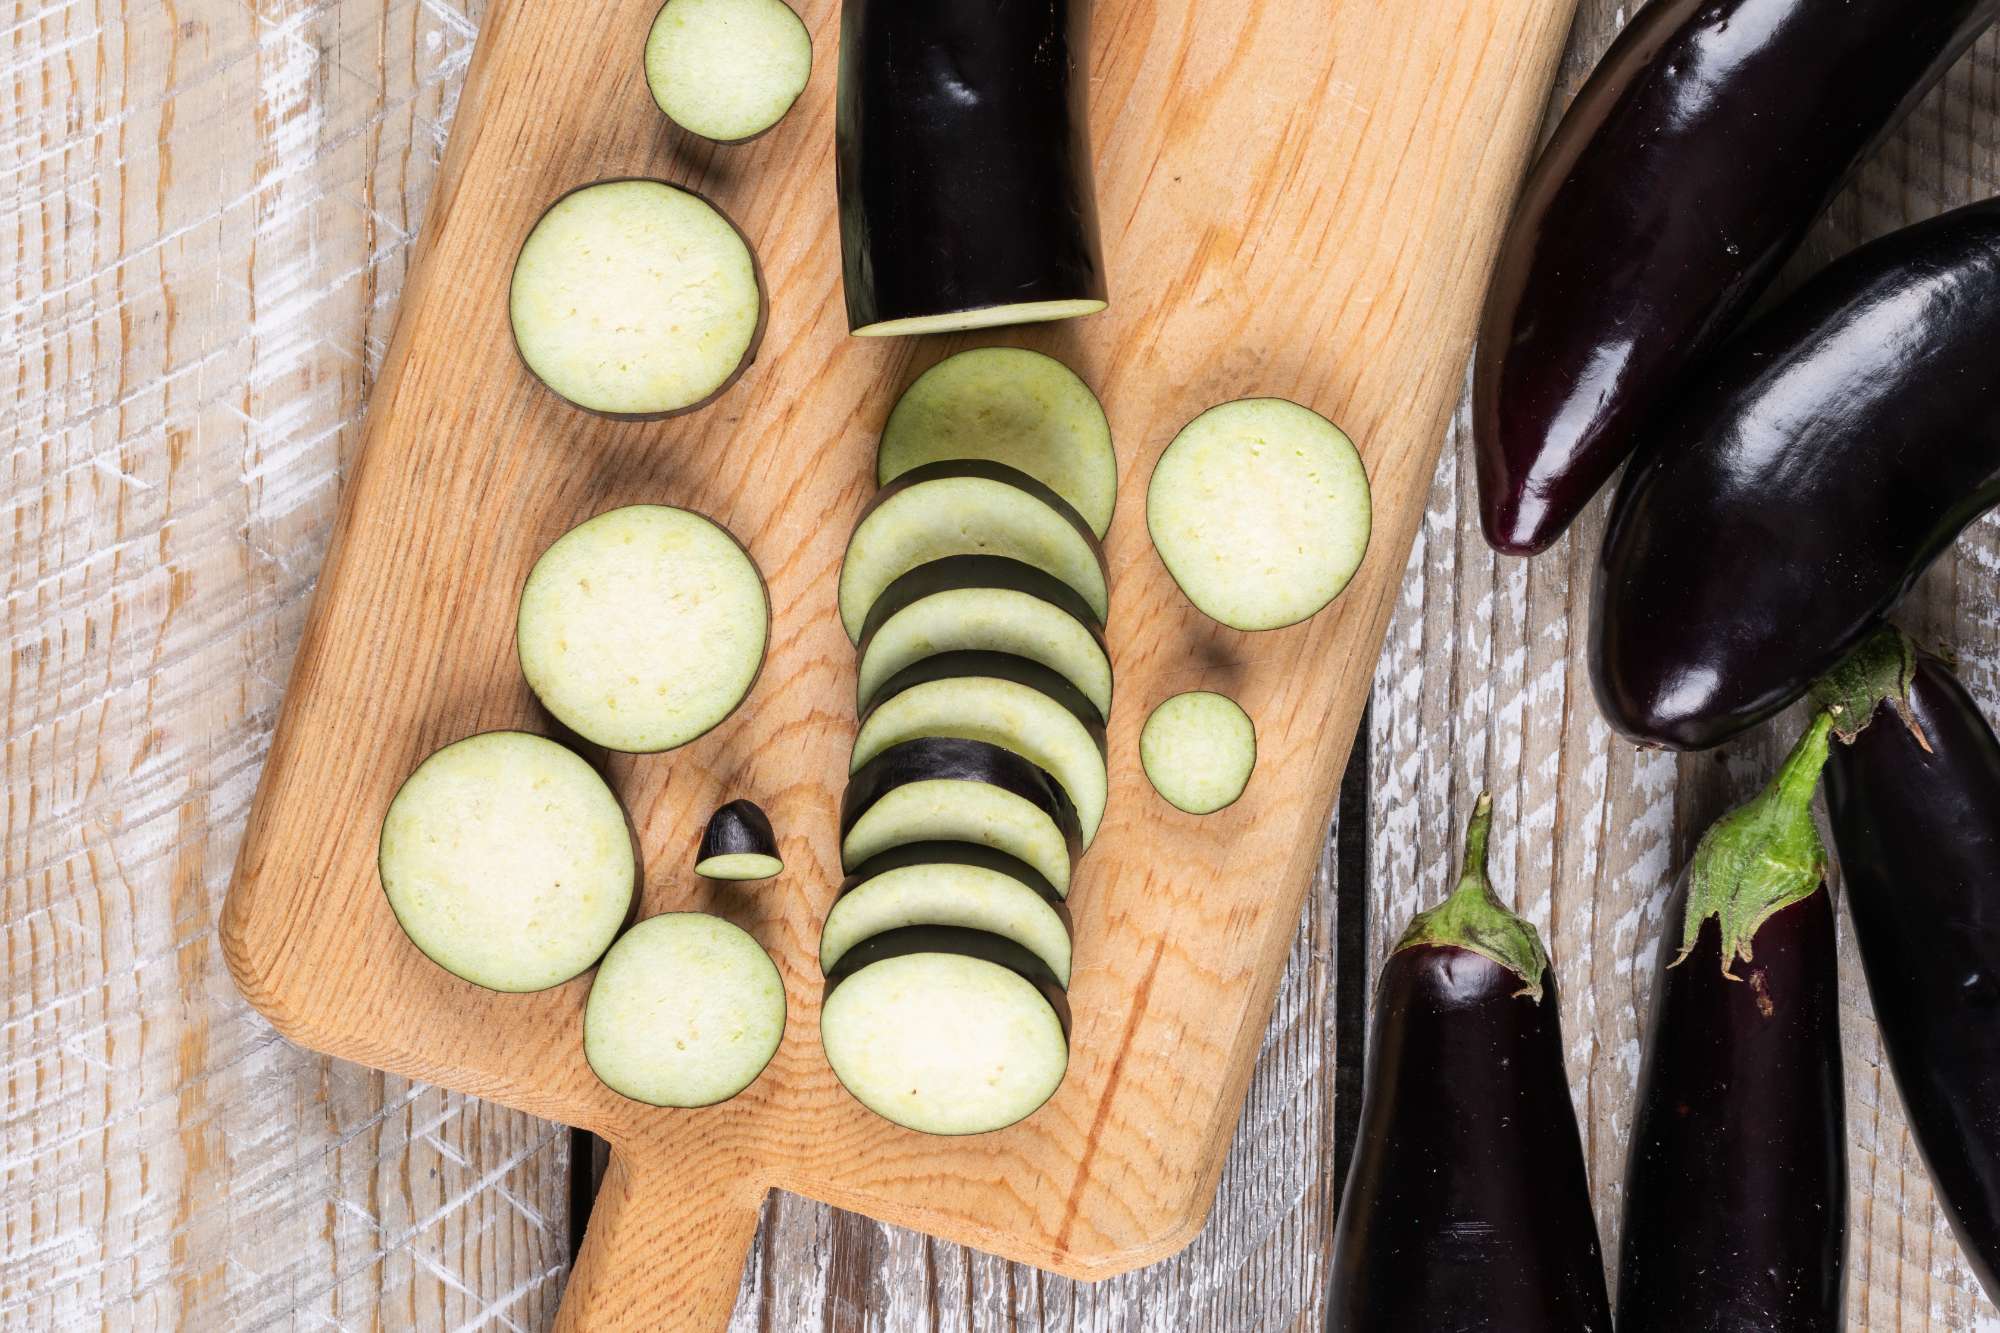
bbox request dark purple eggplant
[1330,795,1610,1332]
[835,0,1105,336]
[1474,0,1996,555]
[1591,198,2000,751]
[1816,627,2000,1304]
[1618,713,1846,1332]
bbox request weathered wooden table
[8,0,1999,1326]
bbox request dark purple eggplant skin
[1617,883,1845,1333]
[1473,0,1996,555]
[1824,654,2000,1302]
[838,736,1082,863]
[835,0,1105,333]
[1329,952,1610,1331]
[1591,199,2000,750]
[696,799,778,863]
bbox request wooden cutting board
[220,0,1578,1325]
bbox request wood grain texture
[3,0,577,1327]
[213,0,1578,1323]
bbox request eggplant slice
[840,737,1081,895]
[838,460,1107,642]
[835,0,1105,337]
[695,799,783,880]
[854,558,1112,720]
[509,180,764,417]
[821,926,1070,1134]
[1140,691,1257,815]
[644,0,812,143]
[517,505,768,753]
[1147,398,1371,631]
[845,840,1063,904]
[378,732,635,992]
[583,913,786,1106]
[878,348,1117,537]
[855,664,1108,846]
[822,857,1072,984]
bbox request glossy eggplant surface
[1592,199,2000,750]
[1474,0,1996,554]
[1823,642,2000,1304]
[836,0,1106,336]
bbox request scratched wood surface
[7,2,2000,1332]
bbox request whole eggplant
[1591,198,2000,751]
[1618,713,1846,1332]
[1330,795,1610,1331]
[1816,627,2000,1304]
[1473,0,1997,555]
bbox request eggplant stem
[1393,792,1551,1002]
[1811,624,1930,751]
[1674,712,1835,978]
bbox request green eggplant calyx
[1394,792,1551,1002]
[1676,712,1834,979]
[1811,624,1929,750]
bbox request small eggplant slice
[835,0,1106,336]
[820,926,1069,1134]
[1331,795,1610,1331]
[694,799,782,880]
[583,912,785,1106]
[1617,713,1846,1333]
[509,180,764,418]
[840,737,1080,895]
[878,347,1117,538]
[1147,399,1370,631]
[838,460,1107,641]
[854,557,1112,721]
[378,732,635,993]
[1139,691,1256,815]
[822,857,1072,984]
[1592,198,2000,750]
[1816,628,2000,1304]
[1474,0,1998,554]
[644,0,812,144]
[516,505,768,754]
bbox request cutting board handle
[553,1145,765,1331]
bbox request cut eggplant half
[517,505,768,753]
[378,732,634,992]
[846,840,1062,905]
[821,926,1070,1134]
[835,0,1104,337]
[854,557,1112,720]
[695,799,782,880]
[509,179,764,417]
[854,667,1108,848]
[1147,398,1371,631]
[823,858,1072,984]
[837,461,1107,641]
[1140,691,1257,815]
[583,913,785,1107]
[644,0,812,143]
[841,737,1080,895]
[878,348,1117,538]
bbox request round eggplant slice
[878,348,1116,537]
[841,737,1080,896]
[822,859,1072,984]
[835,0,1105,338]
[845,840,1063,904]
[509,179,764,418]
[583,913,785,1106]
[644,0,812,143]
[854,557,1112,720]
[517,505,768,753]
[1140,691,1256,815]
[867,650,1104,735]
[378,732,635,992]
[1147,398,1371,631]
[821,926,1070,1135]
[837,461,1107,641]
[854,669,1107,847]
[695,799,782,880]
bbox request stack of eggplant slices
[371,0,1374,1138]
